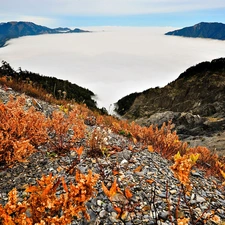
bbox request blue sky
[61,8,225,27]
[0,0,225,28]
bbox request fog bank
[0,26,225,111]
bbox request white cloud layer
[1,27,225,111]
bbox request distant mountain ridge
[165,22,225,40]
[0,21,89,47]
[115,58,225,153]
[116,58,225,120]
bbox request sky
[0,0,225,27]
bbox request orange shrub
[187,146,225,178]
[47,108,86,154]
[0,170,99,224]
[132,122,187,159]
[171,152,199,190]
[0,96,47,167]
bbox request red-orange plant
[0,170,99,224]
[102,178,133,219]
[0,96,47,167]
[47,108,86,154]
[187,146,225,178]
[170,152,199,191]
[131,122,187,159]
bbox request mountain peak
[165,22,225,40]
[0,21,89,48]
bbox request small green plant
[118,130,132,138]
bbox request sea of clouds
[0,26,225,112]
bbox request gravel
[0,86,225,225]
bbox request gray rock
[158,211,169,221]
[99,210,108,218]
[122,149,132,160]
[141,111,180,127]
[109,212,119,223]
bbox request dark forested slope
[116,58,225,120]
[0,61,97,109]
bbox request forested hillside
[0,61,97,109]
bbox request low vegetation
[0,170,99,224]
[0,77,225,224]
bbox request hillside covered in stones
[1,80,225,224]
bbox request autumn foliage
[0,76,57,104]
[47,108,86,155]
[96,115,187,158]
[1,90,225,224]
[102,179,133,219]
[129,121,187,159]
[0,96,47,167]
[0,95,89,168]
[0,170,99,224]
[170,151,199,190]
[96,115,225,179]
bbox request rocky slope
[165,22,225,40]
[115,58,225,154]
[0,85,225,225]
[0,21,89,47]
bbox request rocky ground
[135,111,225,156]
[0,86,225,224]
